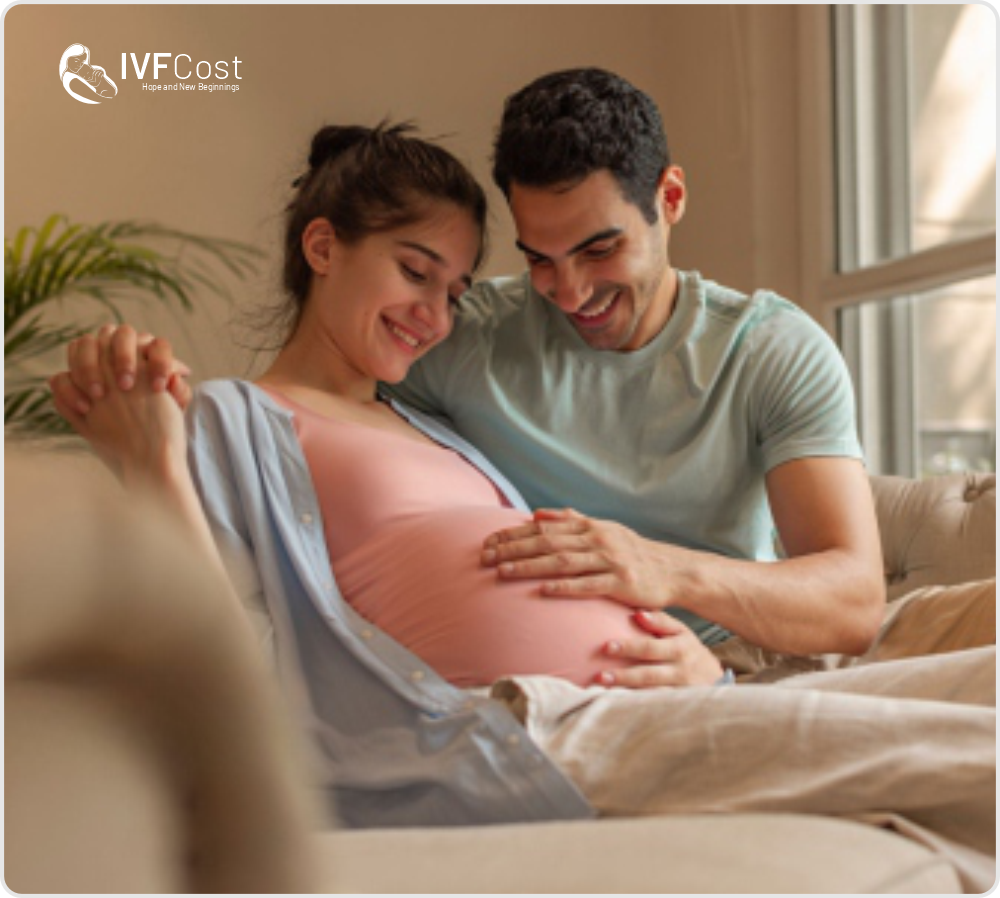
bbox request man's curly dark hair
[491,68,670,224]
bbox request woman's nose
[412,294,452,335]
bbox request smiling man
[386,67,886,684]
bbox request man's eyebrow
[398,240,473,287]
[515,228,624,260]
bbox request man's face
[509,168,685,352]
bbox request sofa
[5,450,995,893]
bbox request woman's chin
[373,347,428,384]
[374,363,410,385]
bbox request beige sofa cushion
[871,473,996,601]
[319,815,962,893]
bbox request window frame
[795,5,996,475]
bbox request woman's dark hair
[491,68,670,224]
[278,121,487,341]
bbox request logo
[122,52,243,94]
[60,43,117,105]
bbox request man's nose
[547,265,591,312]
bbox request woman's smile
[382,316,427,354]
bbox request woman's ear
[659,166,687,225]
[301,218,337,275]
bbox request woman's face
[303,202,479,385]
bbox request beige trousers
[493,641,996,892]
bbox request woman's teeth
[387,320,420,348]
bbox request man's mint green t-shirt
[386,270,863,645]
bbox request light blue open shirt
[186,379,593,829]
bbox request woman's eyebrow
[515,227,623,261]
[397,240,472,287]
[398,240,444,264]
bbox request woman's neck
[257,338,379,406]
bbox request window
[823,5,996,477]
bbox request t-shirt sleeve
[747,303,864,472]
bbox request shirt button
[410,670,426,683]
[360,629,374,641]
[506,733,521,747]
[300,512,314,525]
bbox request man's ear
[659,166,687,225]
[301,218,337,275]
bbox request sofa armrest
[870,473,996,601]
[5,450,321,893]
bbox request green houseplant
[5,215,261,437]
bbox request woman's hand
[50,325,188,486]
[50,324,192,421]
[481,507,696,611]
[595,611,725,688]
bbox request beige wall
[5,4,804,380]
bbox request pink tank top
[267,390,637,687]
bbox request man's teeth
[577,292,618,319]
[388,321,420,348]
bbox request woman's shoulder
[193,377,279,405]
[189,378,293,423]
[193,377,241,398]
[190,378,247,413]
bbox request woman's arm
[51,327,245,619]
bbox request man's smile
[571,289,622,328]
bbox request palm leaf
[4,216,261,437]
[5,317,91,364]
[4,383,76,437]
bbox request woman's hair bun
[311,121,420,169]
[293,122,417,187]
[307,125,372,170]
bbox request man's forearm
[483,456,887,658]
[667,543,885,655]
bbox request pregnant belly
[334,506,641,687]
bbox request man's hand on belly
[481,508,725,688]
[481,507,692,610]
